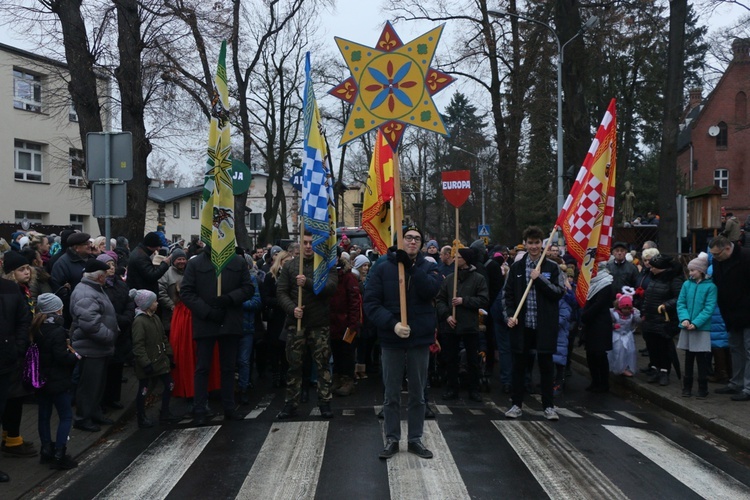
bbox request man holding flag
[180,40,254,426]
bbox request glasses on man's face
[710,247,726,257]
[404,235,421,242]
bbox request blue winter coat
[710,305,729,348]
[242,274,262,335]
[553,297,571,366]
[676,277,717,332]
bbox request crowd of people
[0,220,749,476]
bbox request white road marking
[374,405,383,416]
[615,410,647,424]
[309,407,321,417]
[93,427,220,500]
[604,425,750,499]
[493,421,628,499]
[555,408,583,418]
[384,420,470,499]
[592,412,615,421]
[236,421,329,500]
[245,393,275,419]
[468,409,484,415]
[435,404,453,415]
[342,409,355,416]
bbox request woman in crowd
[329,252,362,397]
[262,250,292,388]
[580,261,614,393]
[352,255,373,379]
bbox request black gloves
[209,295,233,308]
[395,249,413,268]
[207,307,225,324]
[143,364,155,375]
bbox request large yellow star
[330,22,454,150]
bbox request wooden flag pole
[512,226,559,321]
[392,153,408,326]
[452,206,460,318]
[297,215,305,331]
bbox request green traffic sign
[231,159,252,195]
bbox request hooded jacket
[436,265,489,335]
[711,243,750,330]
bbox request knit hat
[270,245,283,257]
[37,293,63,315]
[688,252,709,274]
[84,259,110,273]
[457,247,475,266]
[60,229,77,249]
[353,254,370,270]
[143,232,162,248]
[403,224,424,247]
[104,250,118,262]
[617,294,633,309]
[171,248,187,261]
[3,251,28,274]
[426,239,439,250]
[649,254,673,270]
[67,232,91,247]
[129,288,157,311]
[96,253,114,265]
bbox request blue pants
[37,390,74,451]
[494,319,513,385]
[381,346,429,443]
[237,333,254,391]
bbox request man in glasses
[709,235,750,401]
[364,224,442,460]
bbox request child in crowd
[609,292,640,377]
[130,289,180,428]
[31,293,79,470]
[676,253,717,398]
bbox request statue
[620,181,635,225]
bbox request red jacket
[329,268,361,340]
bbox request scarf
[587,267,613,300]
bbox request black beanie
[3,251,28,274]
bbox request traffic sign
[289,169,303,192]
[86,132,133,181]
[92,182,127,218]
[478,224,490,237]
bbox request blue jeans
[37,390,74,450]
[494,319,513,385]
[237,333,254,391]
[381,346,429,443]
[728,327,750,395]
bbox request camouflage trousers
[285,326,332,405]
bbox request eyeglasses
[709,247,727,257]
[403,235,422,242]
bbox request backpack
[23,342,46,389]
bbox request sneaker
[505,405,522,419]
[544,407,559,421]
[658,371,669,386]
[407,441,433,459]
[379,440,399,459]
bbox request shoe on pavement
[2,442,38,457]
[0,470,8,482]
[407,441,433,459]
[715,386,741,395]
[379,440,399,459]
[239,390,250,405]
[277,403,298,420]
[658,371,669,386]
[682,388,692,397]
[159,411,183,425]
[505,405,522,419]
[469,391,483,403]
[424,406,436,419]
[93,416,115,425]
[319,403,334,419]
[730,392,750,401]
[647,370,661,383]
[696,390,708,399]
[442,390,459,401]
[544,407,559,421]
[73,419,101,432]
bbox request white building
[0,42,110,234]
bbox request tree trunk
[658,0,688,254]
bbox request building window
[736,92,747,125]
[173,202,180,218]
[353,205,362,227]
[716,122,728,148]
[191,198,199,219]
[13,69,42,112]
[69,148,86,187]
[14,140,43,182]
[15,211,44,227]
[714,168,729,196]
[171,234,182,244]
[70,214,86,231]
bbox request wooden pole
[392,154,408,326]
[297,215,305,331]
[452,206,459,318]
[512,226,559,321]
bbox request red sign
[442,170,472,208]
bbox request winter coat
[50,248,88,291]
[722,216,741,242]
[363,250,442,349]
[581,285,614,352]
[641,264,684,338]
[131,311,173,379]
[34,314,77,395]
[29,266,53,299]
[676,277,717,332]
[633,267,652,310]
[277,255,338,329]
[102,277,136,363]
[711,243,750,331]
[553,297,572,366]
[502,255,565,354]
[0,278,31,376]
[710,305,729,348]
[329,268,361,341]
[242,274,262,335]
[436,265,489,335]
[126,244,170,294]
[158,264,185,331]
[180,251,253,339]
[262,273,286,340]
[606,259,639,299]
[70,277,119,357]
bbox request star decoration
[329,22,455,150]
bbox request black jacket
[641,264,683,337]
[103,277,136,363]
[436,266,489,335]
[126,244,170,294]
[0,278,31,375]
[34,315,77,395]
[262,272,287,339]
[712,244,750,330]
[606,259,639,299]
[581,285,614,352]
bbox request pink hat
[617,294,633,308]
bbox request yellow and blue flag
[301,52,337,294]
[200,40,236,276]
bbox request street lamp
[487,9,598,214]
[452,146,485,226]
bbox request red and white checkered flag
[556,98,617,307]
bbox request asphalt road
[22,370,750,500]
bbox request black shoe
[2,442,38,457]
[277,403,298,420]
[93,416,115,425]
[647,371,661,384]
[224,409,245,421]
[106,401,125,410]
[239,390,250,405]
[159,411,183,425]
[407,441,433,459]
[469,391,483,403]
[730,392,750,401]
[0,470,8,482]
[40,442,55,465]
[138,416,155,429]
[682,388,692,397]
[424,406,436,419]
[50,446,77,470]
[73,419,101,432]
[191,413,208,427]
[379,440,399,459]
[696,390,709,399]
[658,372,669,386]
[715,386,741,395]
[319,403,334,419]
[442,390,458,401]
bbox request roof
[677,103,703,152]
[685,185,724,198]
[147,186,202,203]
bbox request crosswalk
[37,402,750,500]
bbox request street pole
[487,10,598,214]
[451,146,484,226]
